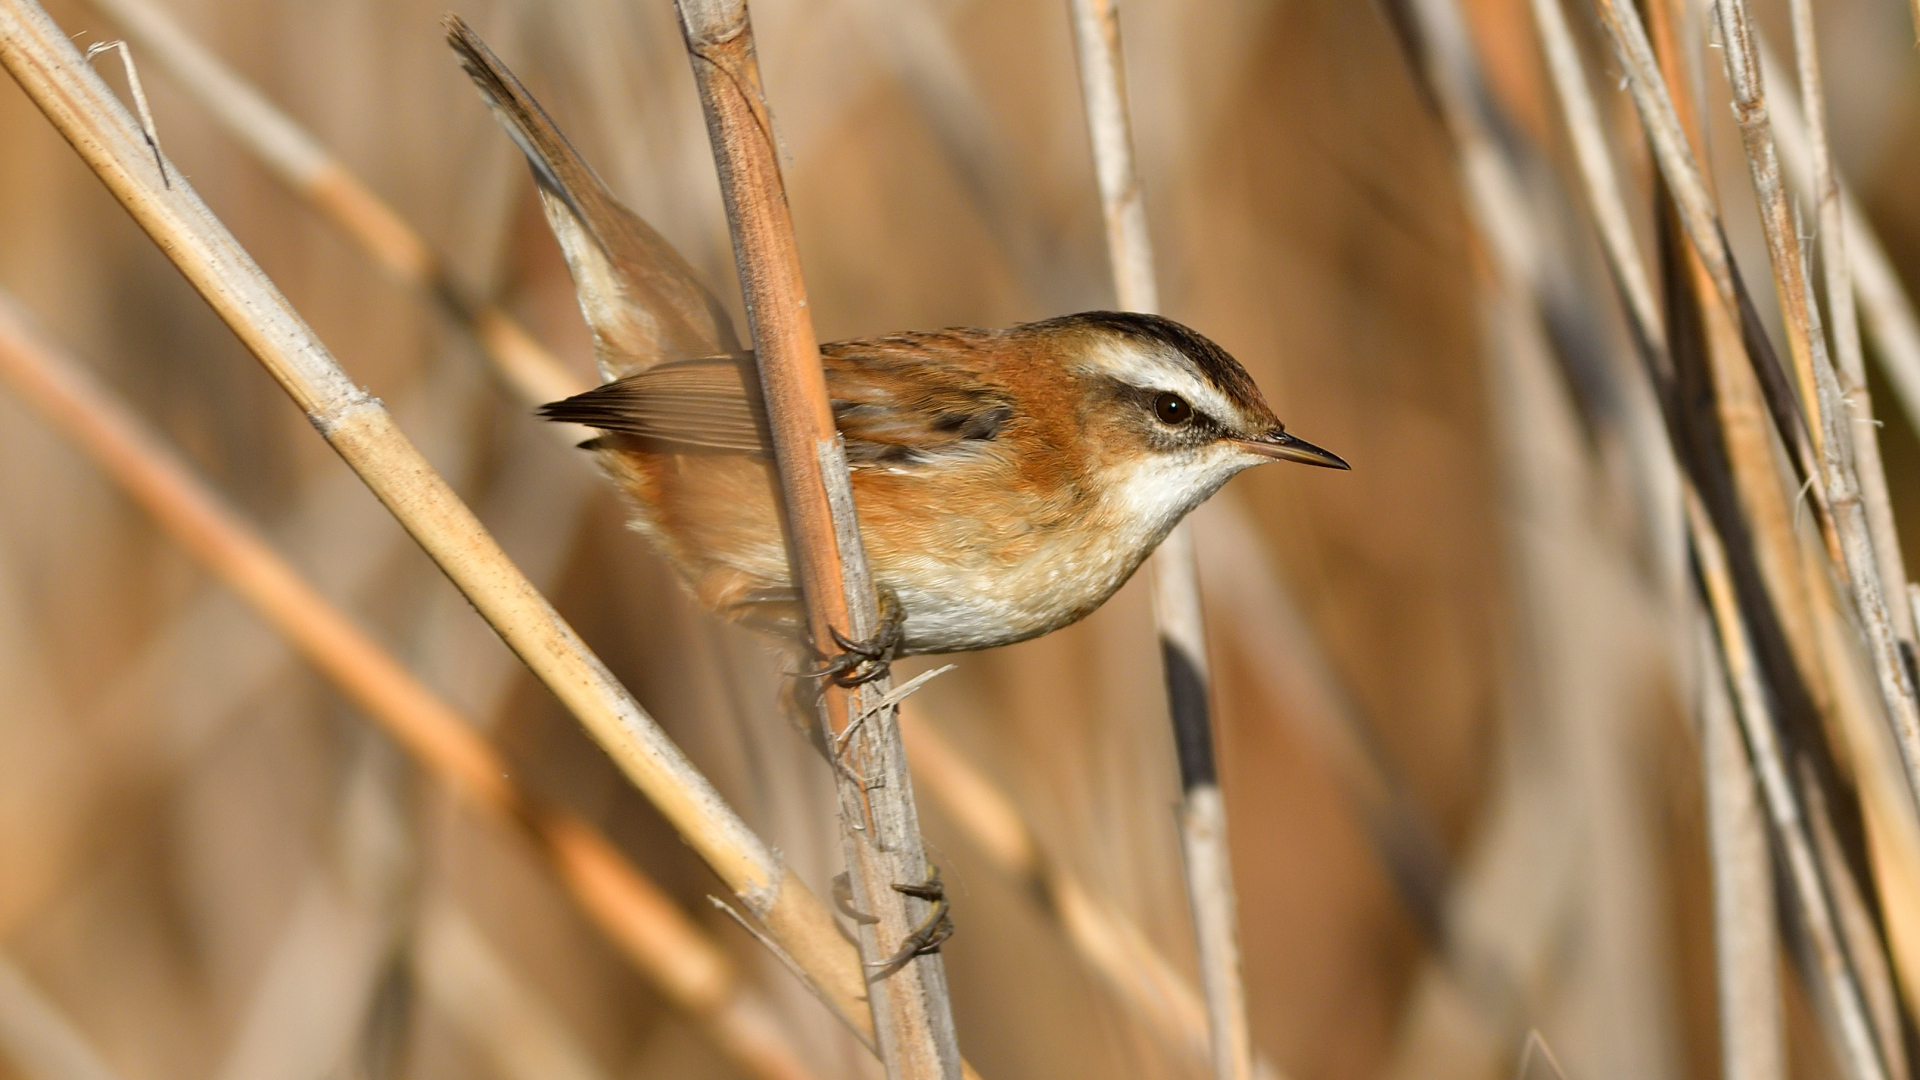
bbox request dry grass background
[1,0,1915,1078]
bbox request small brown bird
[448,20,1347,660]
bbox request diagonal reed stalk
[77,0,582,410]
[0,291,820,1080]
[1687,489,1890,1080]
[671,2,960,1077]
[1063,2,1252,1078]
[0,1,934,1070]
[1587,0,1824,511]
[1528,2,1894,1076]
[1780,0,1913,647]
[1705,0,1920,855]
[71,5,1303,1065]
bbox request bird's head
[1028,311,1348,533]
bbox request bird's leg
[804,588,906,688]
[866,861,955,982]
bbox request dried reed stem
[1530,5,1793,1076]
[0,292,820,1080]
[1781,0,1912,643]
[1756,38,1914,649]
[899,704,1286,1080]
[1525,3,1902,1076]
[1696,621,1787,1080]
[78,0,583,408]
[89,7,1254,1062]
[1708,0,1920,863]
[1588,0,1823,502]
[0,0,881,1060]
[672,3,960,1077]
[1710,0,1828,452]
[1064,2,1250,1078]
[1688,490,1890,1080]
[1747,53,1920,497]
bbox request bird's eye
[1153,392,1193,426]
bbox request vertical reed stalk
[1708,0,1920,853]
[1697,621,1787,1080]
[1687,492,1890,1080]
[1532,0,1793,1071]
[1762,48,1920,491]
[1063,3,1251,1078]
[672,3,960,1077]
[1783,0,1913,645]
[0,1,894,1064]
[1530,3,1893,1074]
[1588,0,1824,502]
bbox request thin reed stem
[1696,619,1787,1080]
[1688,490,1890,1080]
[0,0,883,1061]
[81,0,584,407]
[1782,0,1913,645]
[1530,4,1895,1074]
[1064,2,1251,1078]
[1708,0,1920,868]
[672,2,961,1077]
[899,704,1287,1080]
[1588,0,1824,507]
[0,292,820,1080]
[73,7,1296,1062]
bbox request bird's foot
[867,862,954,983]
[806,591,905,689]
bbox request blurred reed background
[2,0,1919,1077]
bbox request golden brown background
[1,0,1916,1077]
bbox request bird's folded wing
[540,341,1016,465]
[540,356,768,453]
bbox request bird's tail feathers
[445,15,740,373]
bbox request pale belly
[604,440,1208,656]
[875,530,1152,654]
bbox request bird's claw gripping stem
[805,591,905,688]
[866,862,954,982]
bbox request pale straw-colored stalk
[1063,2,1251,1078]
[1695,619,1787,1080]
[79,0,581,409]
[1531,2,1891,1074]
[1779,0,1913,644]
[1706,0,1920,884]
[0,291,821,1080]
[0,0,889,1064]
[672,2,961,1077]
[899,703,1286,1080]
[1688,490,1890,1080]
[1588,0,1824,503]
[75,5,1298,1059]
[1532,10,1784,1072]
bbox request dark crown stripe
[1023,311,1270,421]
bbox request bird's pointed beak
[1235,429,1350,470]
